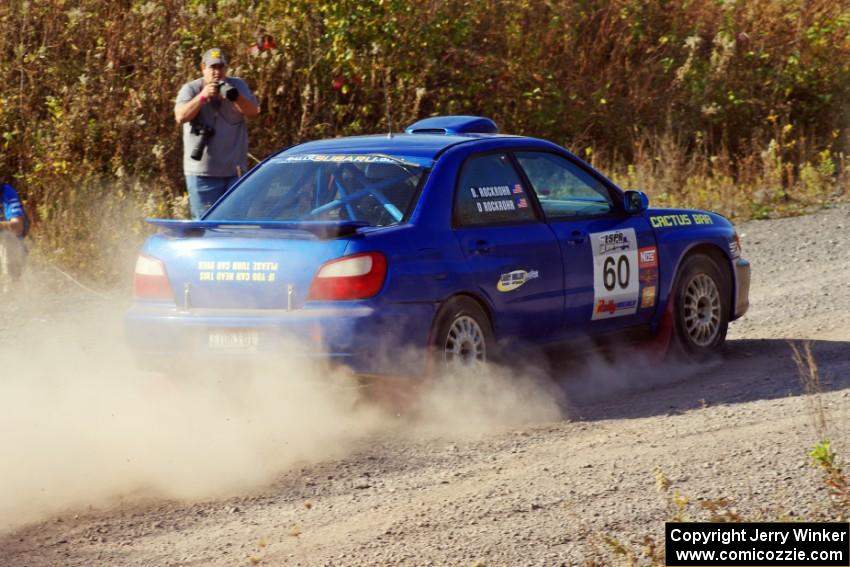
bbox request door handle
[567,230,587,246]
[469,239,491,255]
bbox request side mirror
[624,190,649,214]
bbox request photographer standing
[174,48,259,218]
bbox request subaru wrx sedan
[126,116,750,376]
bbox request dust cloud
[0,268,698,535]
[0,285,385,534]
[413,362,565,437]
[550,345,719,420]
[412,343,708,434]
[0,280,566,535]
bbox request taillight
[307,252,387,300]
[133,254,175,301]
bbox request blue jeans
[185,175,237,218]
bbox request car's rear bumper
[733,258,750,320]
[125,301,435,376]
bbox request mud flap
[640,298,674,363]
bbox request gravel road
[1,204,849,566]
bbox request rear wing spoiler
[146,219,370,239]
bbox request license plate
[208,328,259,351]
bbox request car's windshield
[207,153,429,227]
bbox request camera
[215,81,239,102]
[189,123,215,161]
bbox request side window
[514,152,614,218]
[454,153,535,226]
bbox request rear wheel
[431,297,494,371]
[671,253,730,359]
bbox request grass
[792,341,850,519]
[605,133,849,221]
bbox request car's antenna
[384,66,394,139]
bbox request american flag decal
[516,197,528,208]
[513,184,523,194]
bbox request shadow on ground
[552,338,850,422]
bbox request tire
[671,253,730,360]
[431,296,494,372]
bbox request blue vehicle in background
[126,116,750,377]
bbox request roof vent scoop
[404,115,498,135]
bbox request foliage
[794,340,850,519]
[2,0,850,280]
[810,439,850,517]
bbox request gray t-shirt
[175,77,258,177]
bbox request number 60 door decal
[591,228,639,320]
[603,255,630,291]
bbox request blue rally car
[127,116,750,376]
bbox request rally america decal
[591,228,639,320]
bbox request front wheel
[431,296,494,372]
[671,254,730,360]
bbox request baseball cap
[202,48,228,67]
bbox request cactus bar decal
[650,213,714,228]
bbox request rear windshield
[207,154,429,227]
